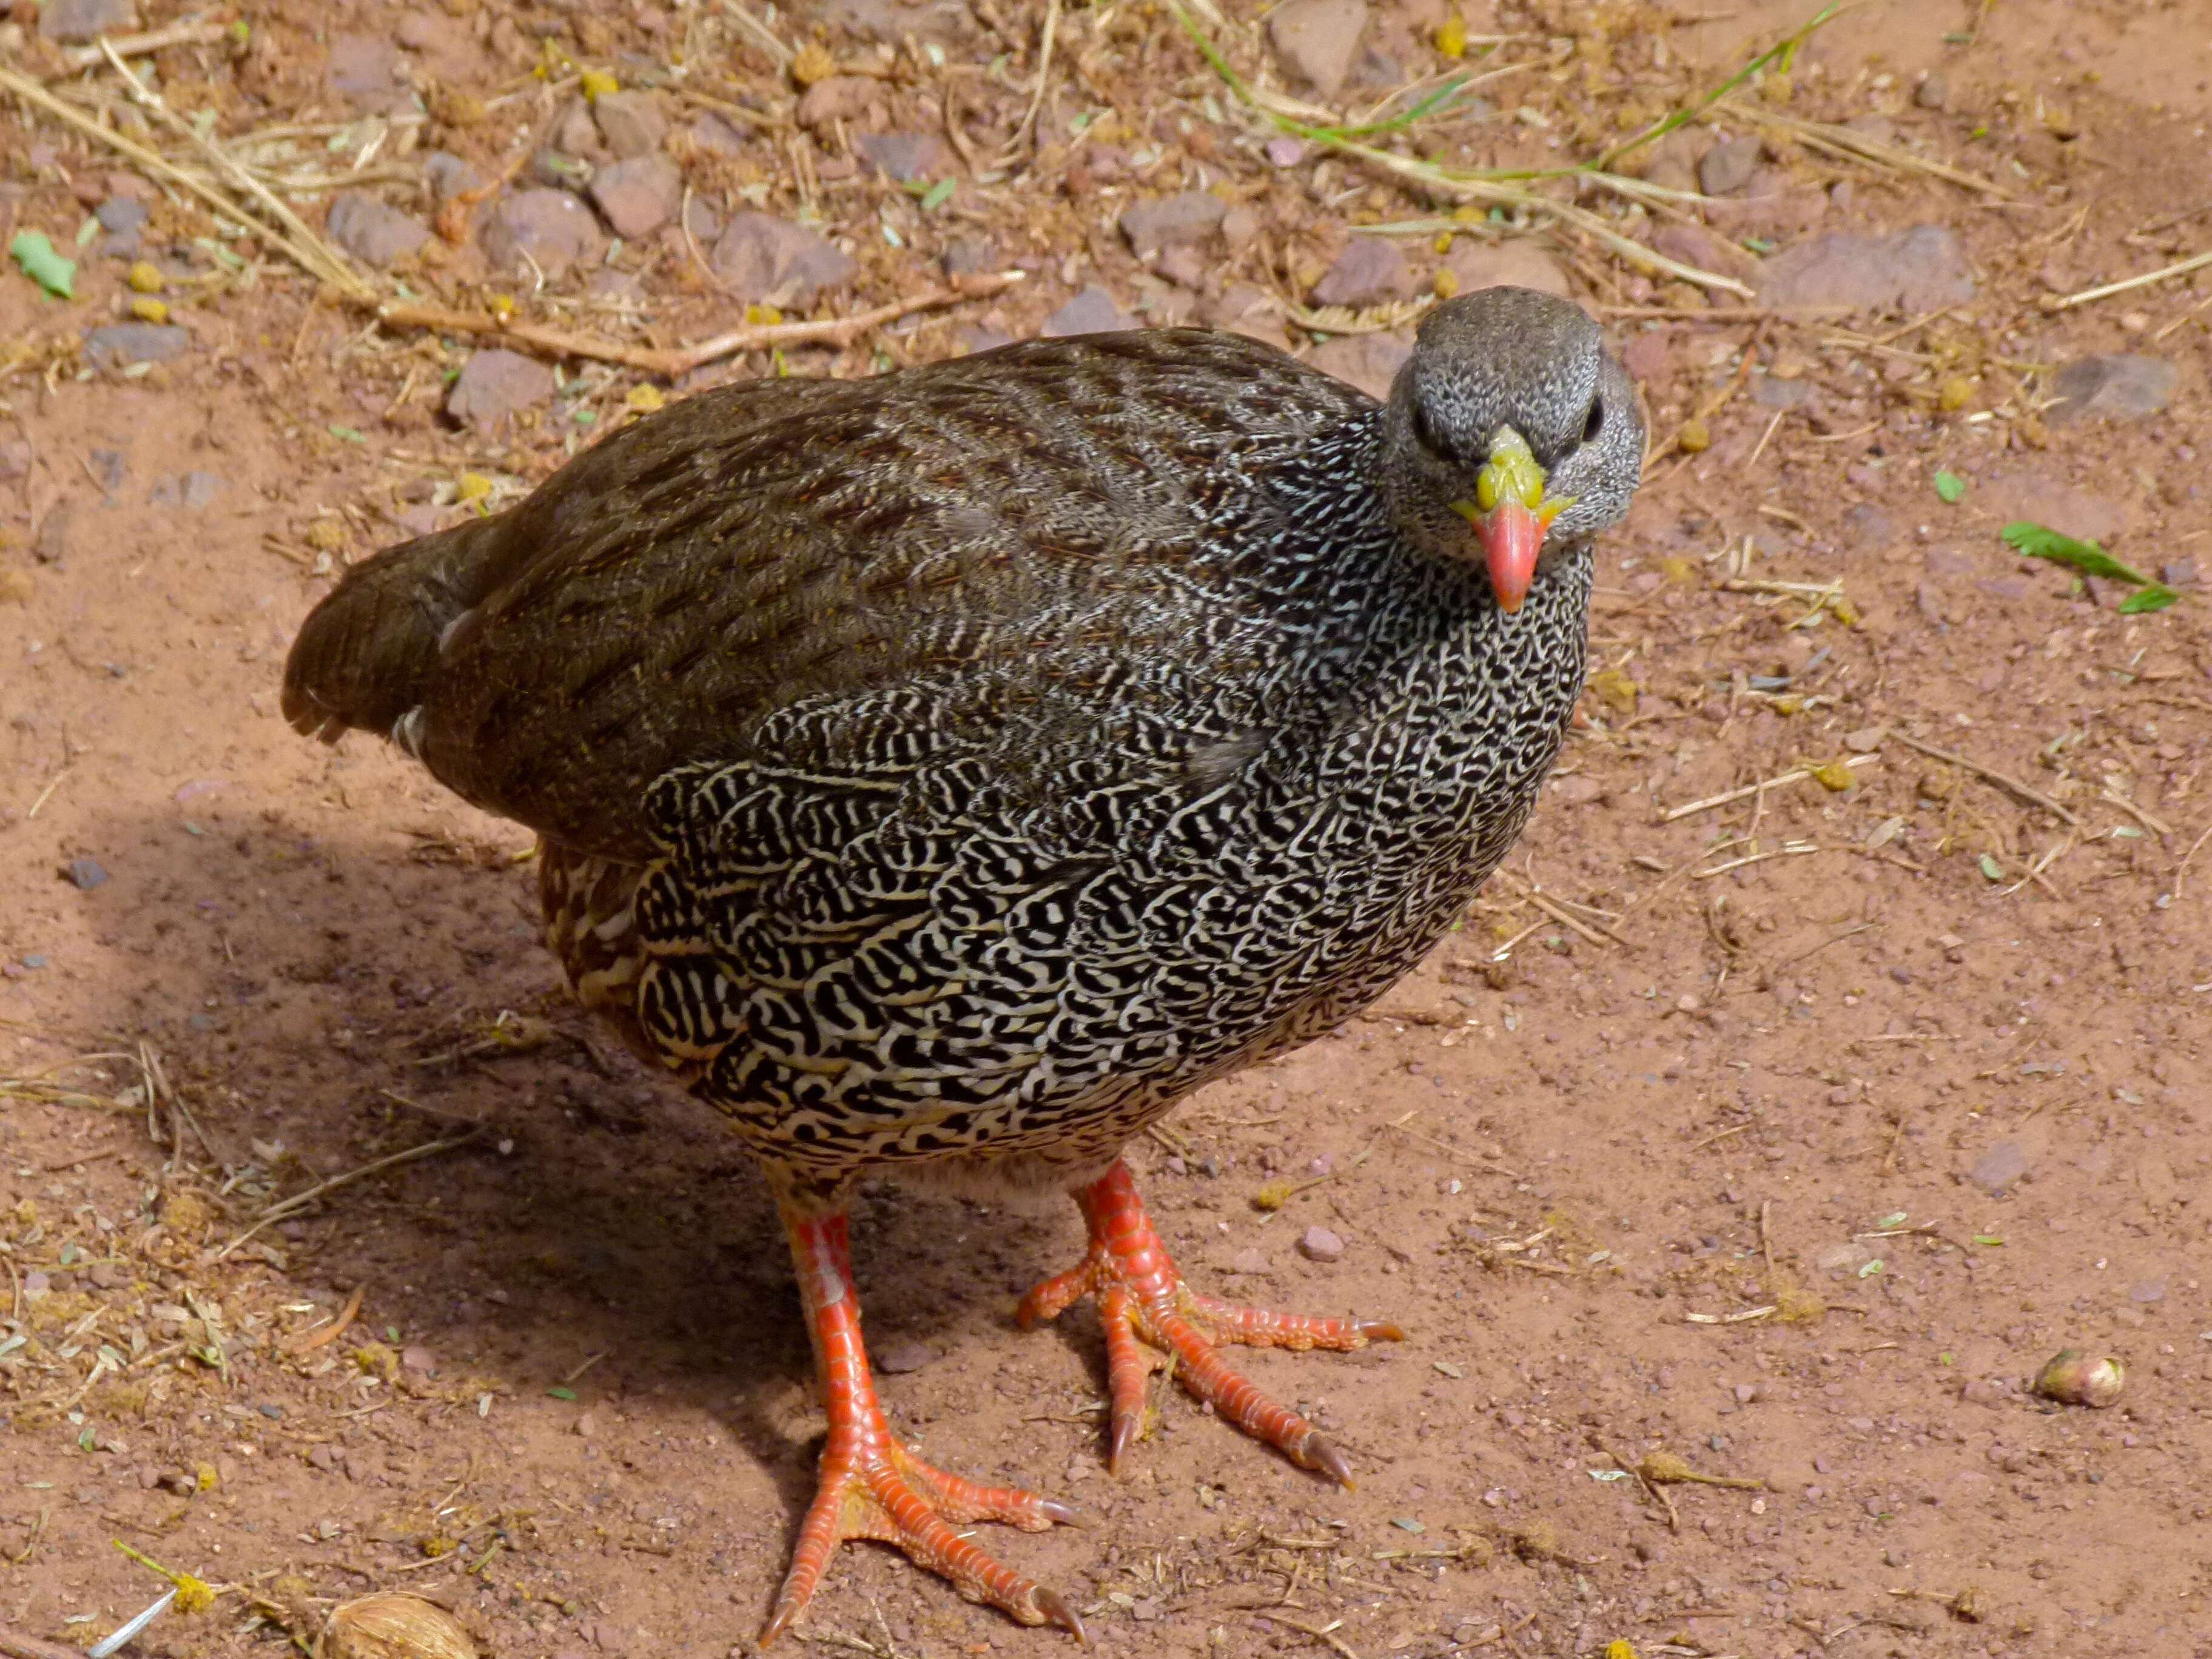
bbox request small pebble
[64,857,109,890]
[1298,1225,1345,1263]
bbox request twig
[1493,872,1631,949]
[0,64,359,298]
[2176,822,2212,898]
[0,1625,86,1659]
[1690,1123,1752,1152]
[1685,1305,1775,1324]
[1263,1614,1362,1659]
[63,16,233,68]
[1005,0,1061,161]
[284,1285,366,1355]
[2046,249,2212,311]
[2099,790,2174,836]
[372,277,1021,375]
[212,1132,482,1260]
[96,38,371,299]
[1889,732,2081,827]
[1661,755,1877,821]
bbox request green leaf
[546,1385,577,1400]
[1934,469,1965,503]
[328,424,366,444]
[9,231,76,298]
[2002,520,2152,587]
[1972,1234,2005,1247]
[919,178,956,212]
[2119,583,2182,614]
[1977,853,2003,881]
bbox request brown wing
[281,329,1373,860]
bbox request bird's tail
[280,516,511,745]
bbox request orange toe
[1019,1161,1402,1482]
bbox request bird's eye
[1581,400,1604,445]
[1411,400,1447,456]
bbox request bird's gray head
[1378,286,1643,613]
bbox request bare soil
[3,2,2211,1657]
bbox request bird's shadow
[59,803,1099,1523]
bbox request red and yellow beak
[1451,426,1572,614]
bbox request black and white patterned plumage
[285,288,1642,1205]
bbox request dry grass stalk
[1726,101,2009,198]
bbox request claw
[1036,1498,1086,1527]
[1022,1161,1400,1490]
[1034,1586,1089,1644]
[1302,1432,1355,1490]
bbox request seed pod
[323,1593,479,1659]
[2032,1349,2124,1408]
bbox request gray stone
[796,75,876,130]
[446,349,556,431]
[1844,503,1896,550]
[1268,0,1368,99]
[1697,135,1761,196]
[1156,245,1207,289]
[854,131,943,182]
[592,91,670,160]
[326,191,429,267]
[1118,191,1226,255]
[1312,236,1411,308]
[2046,355,2177,425]
[709,214,855,308]
[687,113,751,155]
[38,0,133,42]
[63,858,109,891]
[1915,73,1949,111]
[85,323,189,368]
[1201,284,1291,353]
[1298,1225,1346,1263]
[1308,330,1411,400]
[875,1340,933,1374]
[1759,224,1974,313]
[1040,284,1135,337]
[423,150,485,204]
[94,197,146,235]
[479,189,607,275]
[1445,238,1570,298]
[1966,1139,2032,1195]
[941,236,999,280]
[326,34,406,104]
[148,471,222,509]
[588,156,681,238]
[1648,222,1756,281]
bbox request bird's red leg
[763,1206,1086,1647]
[1017,1161,1402,1484]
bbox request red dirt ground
[3,1,2210,1657]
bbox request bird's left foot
[1017,1160,1402,1483]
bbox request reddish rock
[479,189,607,274]
[1312,237,1411,308]
[710,214,856,308]
[1445,239,1570,298]
[1040,285,1135,337]
[589,156,682,238]
[593,91,670,160]
[1268,0,1369,98]
[446,349,556,432]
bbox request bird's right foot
[1017,1160,1403,1484]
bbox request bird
[281,285,1644,1644]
